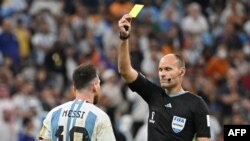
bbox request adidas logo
[165,103,172,108]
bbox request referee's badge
[172,116,186,133]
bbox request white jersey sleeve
[95,113,116,141]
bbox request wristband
[119,32,130,40]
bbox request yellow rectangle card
[129,4,144,18]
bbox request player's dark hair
[174,54,185,68]
[73,63,97,90]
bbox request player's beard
[93,93,99,105]
[93,83,101,104]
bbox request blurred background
[0,0,250,141]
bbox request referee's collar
[168,90,188,97]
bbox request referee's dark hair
[174,54,185,68]
[73,63,97,90]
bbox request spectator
[18,117,35,141]
[39,86,56,112]
[231,112,247,125]
[215,23,242,51]
[44,42,67,89]
[12,79,42,131]
[65,45,78,82]
[209,114,222,141]
[0,104,18,141]
[134,121,148,141]
[129,32,144,72]
[137,0,159,23]
[205,44,230,83]
[220,0,245,25]
[126,88,148,137]
[239,63,250,95]
[182,2,208,36]
[31,20,56,65]
[0,18,20,69]
[109,0,133,19]
[0,83,11,121]
[217,68,243,124]
[34,67,49,92]
[15,18,30,59]
[101,69,123,122]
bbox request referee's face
[158,55,181,89]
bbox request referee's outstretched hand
[118,14,132,37]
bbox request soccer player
[39,64,116,141]
[117,14,211,141]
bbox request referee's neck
[165,87,184,95]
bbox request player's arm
[39,125,51,141]
[197,137,210,141]
[39,110,53,141]
[117,14,138,83]
[39,138,51,141]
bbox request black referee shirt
[128,73,211,141]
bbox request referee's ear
[179,67,186,77]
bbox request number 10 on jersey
[55,126,90,141]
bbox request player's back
[40,99,116,141]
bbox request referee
[117,14,211,141]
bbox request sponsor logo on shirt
[165,103,172,108]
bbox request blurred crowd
[0,0,250,141]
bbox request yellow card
[129,4,144,18]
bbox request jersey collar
[168,90,188,97]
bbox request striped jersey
[39,99,116,141]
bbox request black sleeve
[127,73,161,105]
[193,97,211,138]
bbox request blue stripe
[72,100,85,127]
[51,108,62,141]
[66,100,77,141]
[85,111,97,137]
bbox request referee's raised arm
[117,14,138,83]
